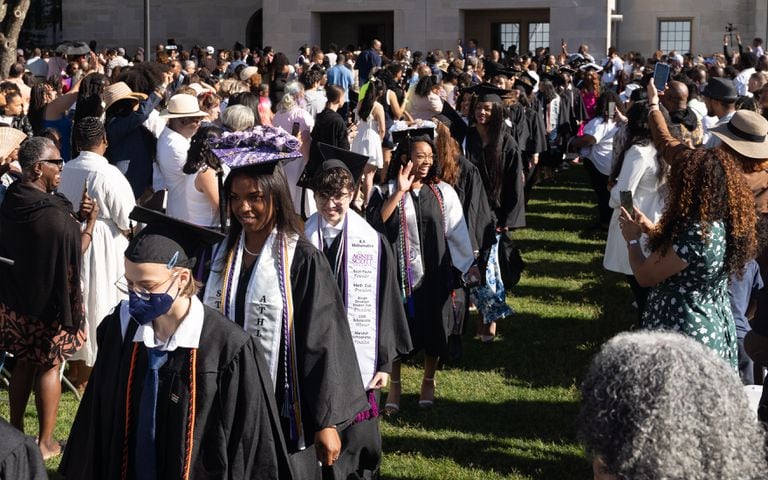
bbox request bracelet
[628,239,639,245]
[82,231,93,240]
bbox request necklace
[243,242,260,256]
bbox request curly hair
[648,148,757,276]
[578,331,767,479]
[581,71,601,95]
[434,122,461,186]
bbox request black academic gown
[322,231,412,479]
[366,185,465,357]
[464,127,526,229]
[234,238,370,480]
[59,303,292,480]
[0,419,46,480]
[505,103,530,155]
[524,97,548,156]
[559,86,588,140]
[453,156,497,269]
[308,108,350,179]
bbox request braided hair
[72,116,106,152]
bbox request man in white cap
[202,45,217,72]
[154,94,208,219]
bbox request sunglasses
[40,158,64,166]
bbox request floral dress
[642,221,737,368]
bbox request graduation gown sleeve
[498,134,526,229]
[455,157,497,268]
[375,236,414,372]
[0,420,46,480]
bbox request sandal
[384,380,401,415]
[418,377,436,408]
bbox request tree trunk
[0,0,31,80]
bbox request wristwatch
[628,239,639,245]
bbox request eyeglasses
[315,191,351,204]
[40,158,64,166]
[115,271,179,301]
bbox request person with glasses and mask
[366,131,480,411]
[303,144,411,479]
[155,94,208,220]
[0,136,97,460]
[61,207,293,480]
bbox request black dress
[0,419,46,480]
[59,302,293,480]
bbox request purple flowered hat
[209,125,302,171]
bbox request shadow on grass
[382,399,589,479]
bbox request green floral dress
[642,220,737,368]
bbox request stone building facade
[58,0,768,59]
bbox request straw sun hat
[710,110,768,159]
[159,94,208,119]
[102,82,148,112]
[0,127,27,159]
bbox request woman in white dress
[351,77,385,206]
[180,125,229,228]
[604,101,667,314]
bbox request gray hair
[221,104,255,132]
[276,81,304,113]
[18,136,56,173]
[578,331,767,479]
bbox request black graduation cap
[391,126,435,146]
[514,72,537,95]
[559,65,577,75]
[439,100,468,144]
[540,72,565,88]
[125,206,226,269]
[462,83,512,103]
[314,143,369,188]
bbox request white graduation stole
[305,211,380,389]
[386,182,425,288]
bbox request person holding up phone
[603,102,666,316]
[570,90,624,229]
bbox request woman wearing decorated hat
[61,206,292,479]
[202,127,368,478]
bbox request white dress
[178,165,230,227]
[351,114,384,169]
[59,151,136,366]
[604,143,666,275]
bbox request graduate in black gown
[60,207,293,480]
[203,151,369,479]
[304,84,350,191]
[367,133,481,409]
[304,144,412,478]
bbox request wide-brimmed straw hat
[0,127,26,159]
[102,82,147,112]
[710,110,768,159]
[159,94,208,119]
[240,66,259,81]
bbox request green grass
[0,166,637,479]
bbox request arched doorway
[246,9,263,49]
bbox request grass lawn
[0,166,637,479]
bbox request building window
[498,23,520,51]
[528,22,550,52]
[659,20,691,53]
